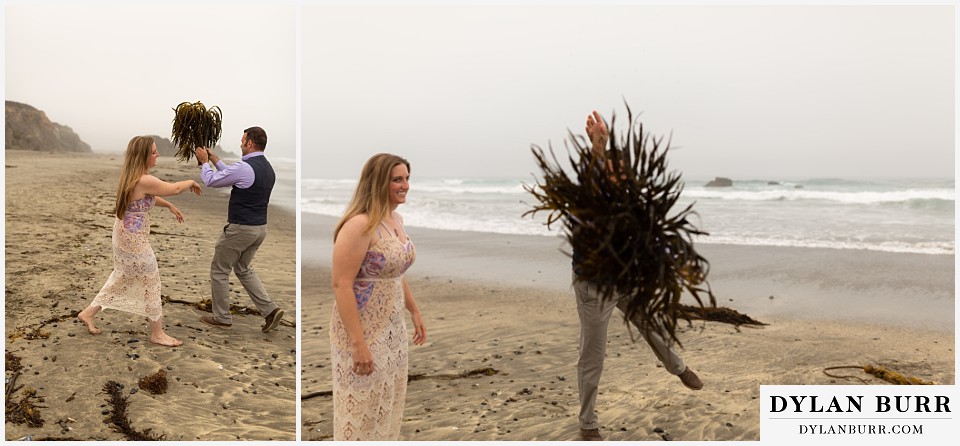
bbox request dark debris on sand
[5,352,46,428]
[6,351,23,372]
[164,296,294,328]
[302,367,502,401]
[676,304,767,327]
[408,367,500,382]
[7,325,51,342]
[137,369,169,395]
[102,381,165,441]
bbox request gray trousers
[574,274,686,429]
[209,223,277,324]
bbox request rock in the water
[705,177,733,187]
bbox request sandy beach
[4,150,296,440]
[300,213,954,441]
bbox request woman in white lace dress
[77,136,202,347]
[330,153,427,440]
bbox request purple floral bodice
[122,195,155,233]
[352,233,415,310]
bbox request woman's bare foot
[77,310,102,335]
[149,333,182,347]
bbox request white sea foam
[684,188,955,204]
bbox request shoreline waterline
[302,175,955,256]
[303,213,954,332]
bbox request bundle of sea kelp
[524,104,715,345]
[170,101,222,163]
[823,365,936,385]
[137,369,169,395]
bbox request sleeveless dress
[330,219,416,440]
[90,195,163,321]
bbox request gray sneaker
[261,308,284,333]
[579,428,603,441]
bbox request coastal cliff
[5,100,92,153]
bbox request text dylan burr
[770,395,951,413]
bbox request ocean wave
[300,176,954,256]
[302,178,359,190]
[300,205,953,255]
[684,188,955,204]
[411,184,527,195]
[301,202,347,217]
[412,179,527,195]
[302,178,528,195]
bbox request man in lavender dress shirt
[194,127,284,333]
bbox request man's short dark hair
[244,126,267,150]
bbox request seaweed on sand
[7,325,51,342]
[137,369,168,395]
[5,387,46,428]
[6,351,23,372]
[102,381,164,440]
[163,296,294,328]
[676,304,767,327]
[5,352,45,427]
[824,365,936,385]
[524,103,716,345]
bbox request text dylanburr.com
[761,385,957,445]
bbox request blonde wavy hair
[113,136,155,220]
[334,153,410,241]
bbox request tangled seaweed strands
[5,386,46,428]
[102,381,165,441]
[6,350,24,372]
[675,304,767,328]
[171,101,222,163]
[523,103,716,345]
[6,352,46,428]
[138,369,169,395]
[6,374,44,428]
[823,365,936,385]
[7,325,52,342]
[5,312,91,345]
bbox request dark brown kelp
[676,303,766,327]
[103,381,164,440]
[6,352,46,428]
[523,103,715,345]
[170,101,222,163]
[823,365,935,385]
[5,387,46,428]
[137,369,168,395]
[6,351,23,372]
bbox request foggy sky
[5,4,296,160]
[302,5,954,180]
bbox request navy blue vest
[228,154,275,225]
